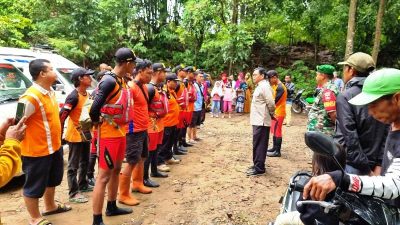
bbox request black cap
[71,67,95,82]
[115,47,137,63]
[173,64,184,73]
[152,63,166,71]
[266,70,278,78]
[166,73,180,81]
[183,66,195,72]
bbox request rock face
[250,42,336,69]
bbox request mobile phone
[15,102,25,125]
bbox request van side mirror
[55,84,66,94]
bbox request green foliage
[0,0,399,73]
[276,60,316,98]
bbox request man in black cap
[172,65,191,155]
[60,67,95,204]
[158,73,183,170]
[144,63,169,188]
[89,47,138,225]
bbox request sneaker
[229,115,231,118]
[166,158,180,165]
[81,184,94,192]
[88,178,96,187]
[69,193,88,203]
[157,164,170,172]
[189,139,198,144]
[211,114,214,118]
[216,115,219,118]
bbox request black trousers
[158,126,176,164]
[144,147,159,179]
[252,126,270,173]
[67,141,90,197]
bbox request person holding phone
[19,59,71,225]
[0,117,27,188]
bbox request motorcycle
[269,132,400,225]
[298,132,400,225]
[291,89,312,114]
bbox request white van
[0,47,98,106]
[0,59,33,121]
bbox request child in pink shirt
[222,82,233,118]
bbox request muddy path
[0,113,311,225]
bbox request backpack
[147,83,168,118]
[187,82,197,103]
[100,72,133,125]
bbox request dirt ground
[0,113,311,225]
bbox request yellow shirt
[0,139,21,188]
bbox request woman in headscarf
[244,72,253,113]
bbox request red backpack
[100,73,134,125]
[147,83,168,118]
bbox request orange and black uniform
[19,83,63,198]
[90,74,127,170]
[60,89,92,197]
[126,80,150,164]
[159,87,180,164]
[270,82,287,138]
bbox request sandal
[30,218,53,225]
[42,203,72,216]
[69,193,89,203]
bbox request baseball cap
[183,66,195,72]
[349,68,400,105]
[338,52,375,73]
[71,67,95,82]
[316,65,335,75]
[115,47,138,63]
[173,64,185,73]
[166,73,180,81]
[152,63,166,71]
[266,70,278,78]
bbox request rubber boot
[267,136,277,152]
[267,137,282,157]
[118,173,140,206]
[131,160,152,194]
[105,200,133,216]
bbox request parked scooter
[291,89,312,114]
[298,131,400,225]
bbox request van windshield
[57,68,98,90]
[0,63,32,103]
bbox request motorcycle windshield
[334,188,400,225]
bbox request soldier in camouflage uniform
[307,65,339,136]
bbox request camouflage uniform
[307,81,339,136]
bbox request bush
[276,60,316,98]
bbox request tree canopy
[1,0,399,75]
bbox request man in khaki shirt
[247,67,275,176]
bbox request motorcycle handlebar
[296,200,339,214]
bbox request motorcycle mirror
[304,131,345,172]
[305,131,337,156]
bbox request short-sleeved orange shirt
[130,81,150,133]
[163,89,180,127]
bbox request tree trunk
[372,0,385,64]
[232,0,239,24]
[344,0,357,60]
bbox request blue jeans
[212,100,220,115]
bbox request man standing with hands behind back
[247,67,275,176]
